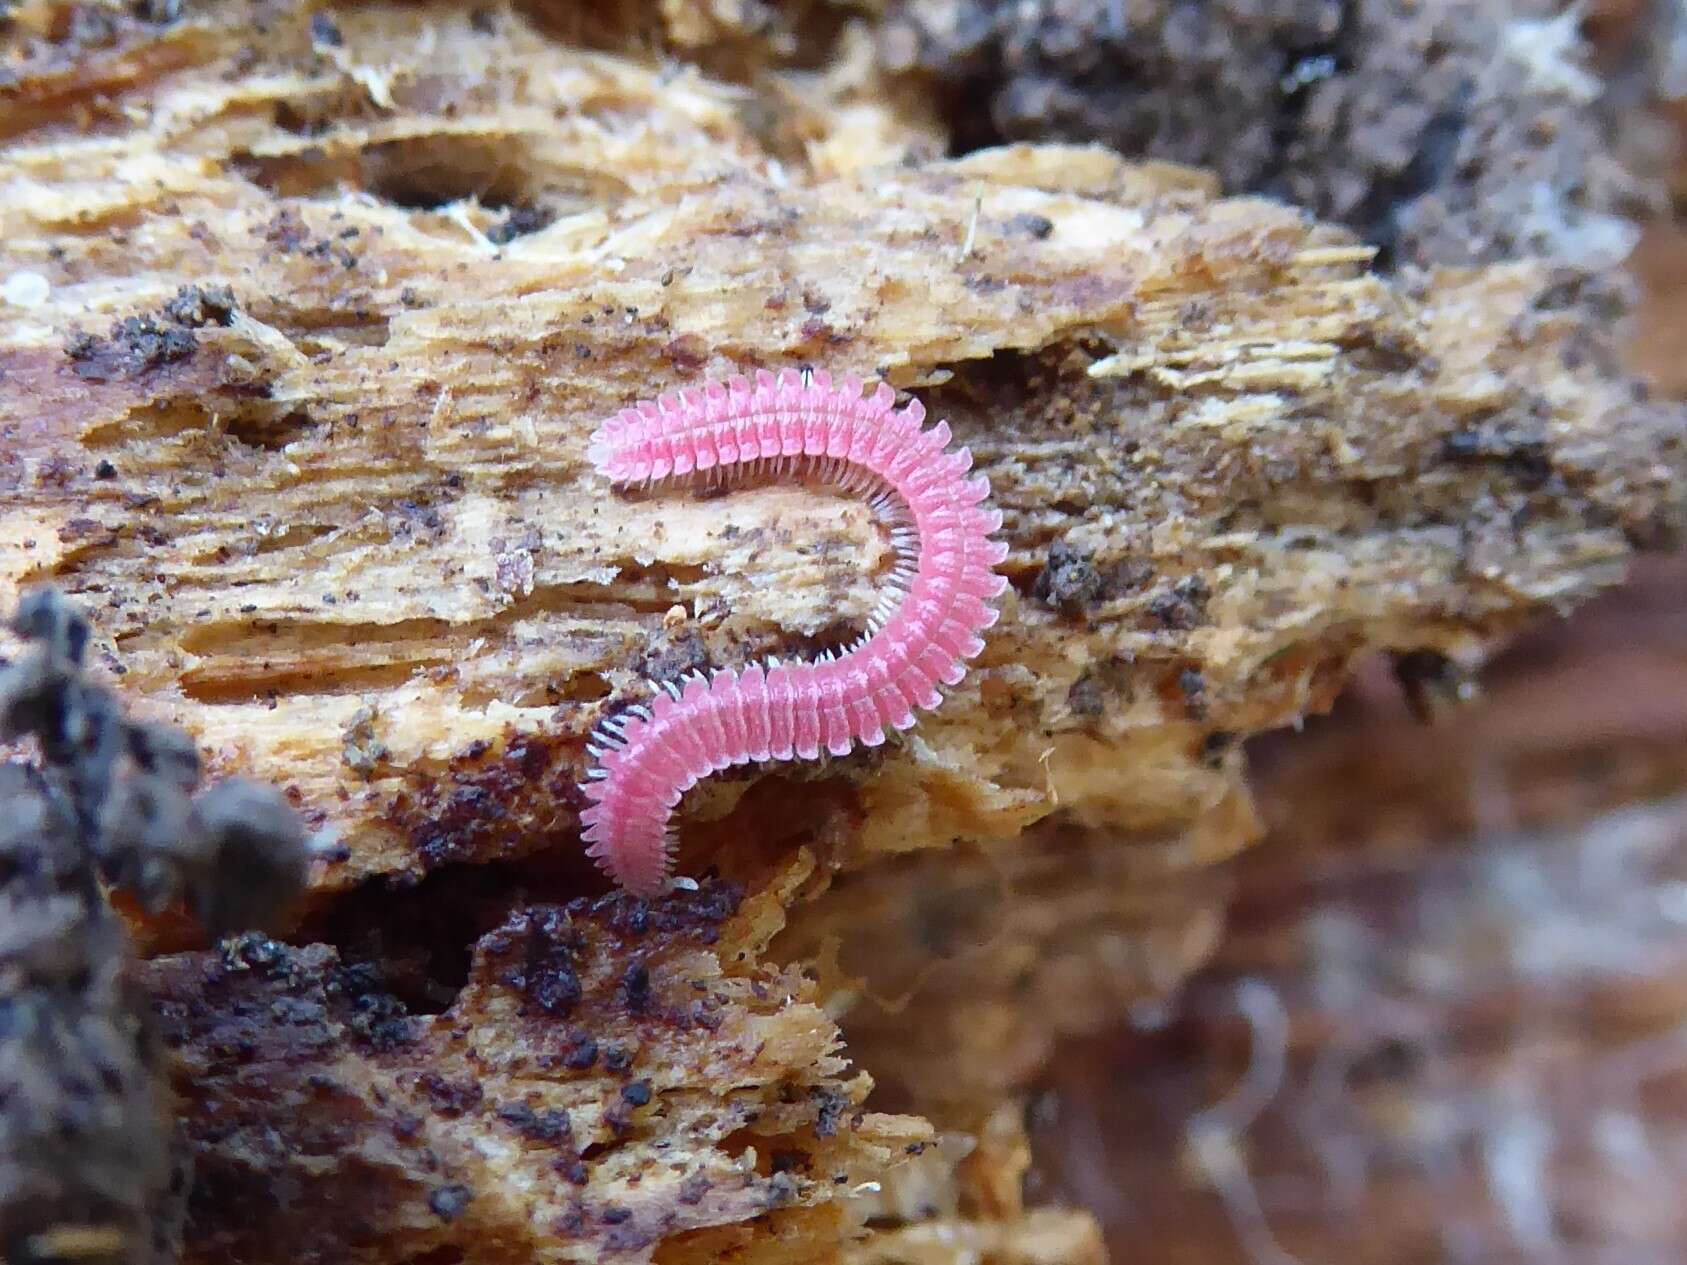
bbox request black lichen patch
[1176,667,1207,721]
[1066,671,1105,718]
[195,936,417,1070]
[809,1086,846,1139]
[1031,540,1102,613]
[63,284,240,384]
[491,907,584,1018]
[340,704,390,777]
[1002,212,1054,240]
[161,284,238,329]
[461,879,744,1071]
[1145,575,1211,631]
[261,208,310,253]
[635,625,711,687]
[382,727,588,875]
[496,1102,573,1146]
[334,960,417,1052]
[308,11,343,47]
[487,205,555,245]
[418,1073,484,1117]
[620,962,651,1014]
[594,879,742,946]
[65,316,196,382]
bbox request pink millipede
[579,367,1008,897]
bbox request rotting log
[145,870,933,1265]
[2,2,1683,1263]
[1029,563,1687,1263]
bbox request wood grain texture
[1,2,1676,906]
[3,2,1682,1263]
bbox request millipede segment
[580,368,1008,896]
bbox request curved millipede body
[579,368,1008,896]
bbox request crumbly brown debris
[881,0,1657,270]
[0,587,310,1265]
[145,866,932,1265]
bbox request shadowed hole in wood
[272,89,387,138]
[178,660,428,704]
[82,399,219,447]
[486,583,681,619]
[224,407,317,451]
[295,863,539,1017]
[81,401,316,453]
[675,775,865,901]
[177,617,630,707]
[232,133,627,231]
[565,566,715,616]
[176,616,459,656]
[176,618,625,708]
[621,561,711,588]
[248,522,337,556]
[188,521,339,564]
[360,134,534,211]
[256,304,392,351]
[716,1128,773,1167]
[230,148,363,199]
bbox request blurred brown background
[1026,13,1687,1258]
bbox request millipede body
[579,368,1007,896]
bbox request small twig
[957,183,983,262]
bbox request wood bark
[2,2,1681,1262]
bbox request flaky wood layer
[2,5,1682,1263]
[2,4,1675,908]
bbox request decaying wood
[143,867,935,1265]
[1254,552,1687,854]
[0,585,312,1265]
[3,2,1683,1262]
[1031,561,1687,1263]
[3,6,1676,901]
[775,816,1232,1128]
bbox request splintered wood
[1,2,1680,1263]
